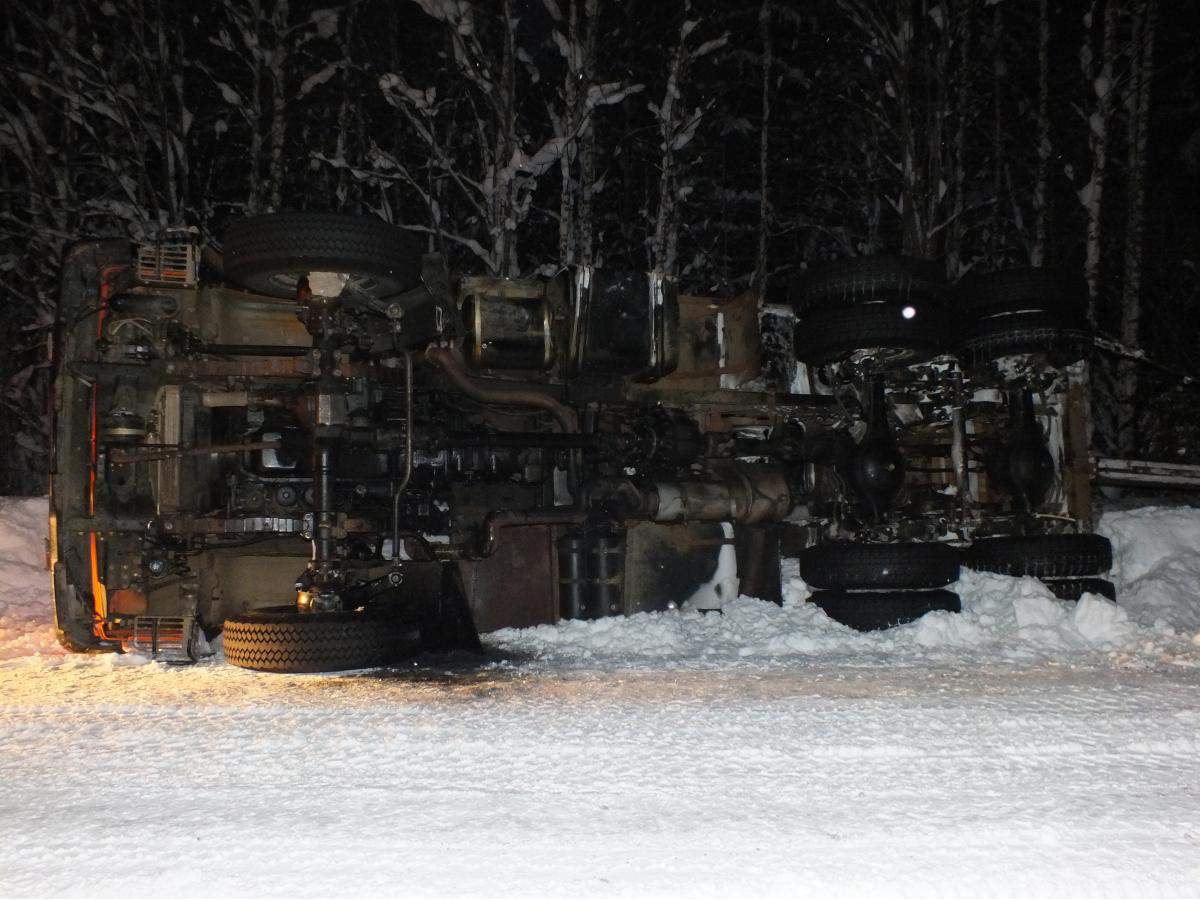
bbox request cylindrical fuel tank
[462,295,553,370]
[587,531,626,618]
[556,529,627,620]
[557,532,590,620]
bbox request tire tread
[800,542,961,590]
[965,534,1113,578]
[224,212,422,299]
[808,588,961,631]
[223,610,416,673]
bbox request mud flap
[734,524,782,604]
[419,564,484,654]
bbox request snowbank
[489,559,1195,668]
[0,497,62,661]
[1099,505,1200,632]
[491,520,1200,668]
[2,496,1199,670]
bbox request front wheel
[222,607,418,673]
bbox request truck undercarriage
[49,214,1122,671]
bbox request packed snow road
[2,498,1200,898]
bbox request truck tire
[799,542,961,590]
[808,588,961,631]
[957,309,1090,366]
[790,256,945,315]
[794,302,950,367]
[1041,577,1117,602]
[223,212,423,299]
[222,607,418,673]
[965,534,1113,578]
[954,267,1086,319]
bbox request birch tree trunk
[1083,0,1120,326]
[651,29,688,275]
[577,117,597,267]
[896,3,922,257]
[246,0,265,212]
[1083,0,1121,454]
[267,0,290,212]
[1117,0,1158,456]
[947,0,974,278]
[989,2,1004,265]
[1031,0,1052,267]
[753,0,773,291]
[554,0,602,268]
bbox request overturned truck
[50,213,1114,671]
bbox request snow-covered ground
[2,496,1199,898]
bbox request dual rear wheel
[799,534,1114,631]
[791,257,1093,369]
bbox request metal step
[120,616,205,662]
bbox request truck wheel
[794,302,950,367]
[964,534,1112,578]
[808,589,961,631]
[799,542,961,590]
[954,267,1086,319]
[1041,577,1117,602]
[957,309,1091,367]
[222,607,418,673]
[790,256,945,315]
[223,212,423,299]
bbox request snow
[0,497,60,661]
[2,496,1200,897]
[298,63,339,99]
[216,82,241,106]
[1100,505,1200,632]
[491,561,1194,670]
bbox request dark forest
[2,0,1196,493]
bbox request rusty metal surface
[1063,379,1095,524]
[460,524,559,632]
[653,291,760,389]
[1094,457,1200,490]
[734,525,782,604]
[623,521,723,614]
[73,355,404,383]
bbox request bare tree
[202,0,338,212]
[753,0,773,291]
[649,4,729,274]
[1030,0,1052,267]
[837,0,974,262]
[1081,0,1121,326]
[375,0,639,275]
[547,0,602,268]
[1117,0,1159,456]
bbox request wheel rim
[263,270,384,296]
[847,345,922,367]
